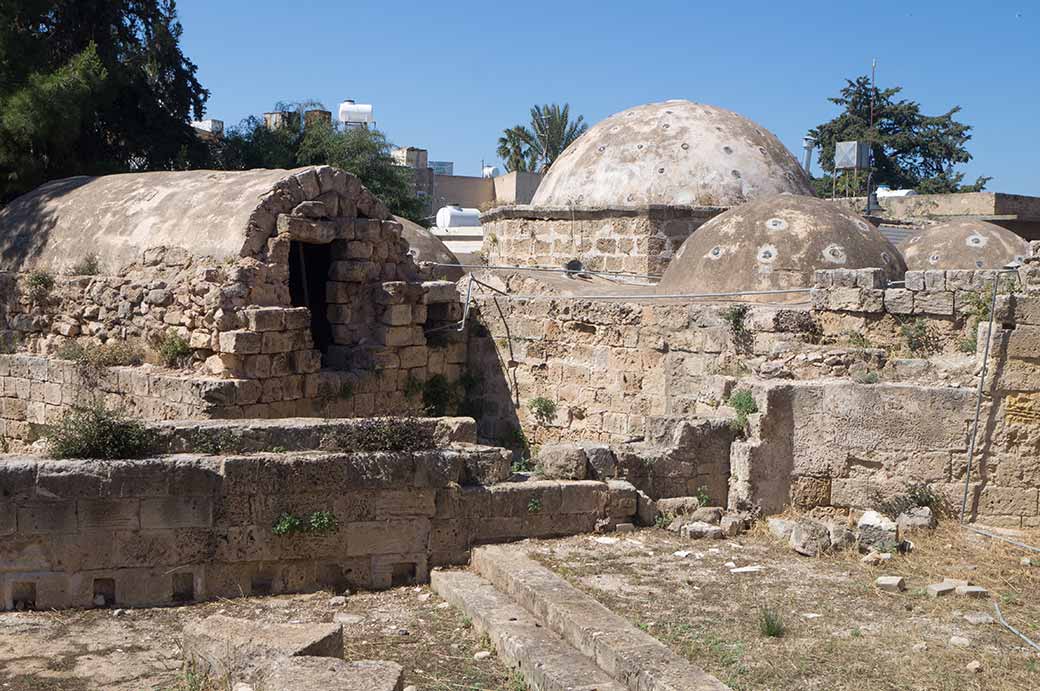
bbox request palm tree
[496,125,533,172]
[496,104,588,173]
[526,103,587,172]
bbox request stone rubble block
[926,582,956,598]
[875,576,906,592]
[680,521,723,539]
[857,511,900,552]
[183,615,343,684]
[789,520,831,556]
[956,585,989,598]
[536,444,588,481]
[265,657,404,691]
[897,506,936,533]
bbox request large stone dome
[658,194,905,299]
[902,219,1028,270]
[393,215,463,281]
[531,100,813,209]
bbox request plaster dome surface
[393,215,464,281]
[902,219,1028,270]
[531,100,813,209]
[658,194,905,298]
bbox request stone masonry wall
[0,425,637,610]
[467,267,1040,524]
[480,205,720,276]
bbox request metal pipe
[428,262,661,280]
[472,286,813,301]
[994,600,1040,655]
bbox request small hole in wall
[12,582,36,611]
[390,563,417,588]
[172,573,195,602]
[93,578,116,607]
[251,575,273,596]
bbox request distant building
[429,161,454,176]
[190,119,224,142]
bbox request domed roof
[531,100,813,208]
[658,194,905,300]
[902,219,1028,270]
[394,215,464,281]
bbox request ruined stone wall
[0,420,637,610]
[467,266,1040,523]
[480,206,719,276]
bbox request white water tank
[876,185,917,198]
[482,165,500,178]
[436,206,481,228]
[338,99,374,127]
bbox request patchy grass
[47,403,156,460]
[529,523,1040,690]
[154,330,192,368]
[528,397,558,425]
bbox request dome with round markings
[658,194,905,300]
[531,100,813,209]
[902,219,1028,270]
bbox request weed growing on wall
[272,510,339,536]
[900,319,938,355]
[695,485,711,507]
[721,304,753,353]
[25,270,55,303]
[874,482,947,520]
[67,254,100,276]
[48,402,156,460]
[844,331,872,349]
[154,331,192,368]
[727,389,758,432]
[422,374,458,416]
[57,340,145,387]
[852,371,880,384]
[528,397,557,425]
[321,417,436,452]
[527,498,542,513]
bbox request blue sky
[178,0,1038,194]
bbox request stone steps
[432,544,729,691]
[431,569,625,691]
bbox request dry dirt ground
[529,522,1040,691]
[0,585,518,691]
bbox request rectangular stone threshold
[432,544,729,691]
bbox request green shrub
[422,374,458,415]
[959,336,978,354]
[528,397,557,425]
[845,331,871,349]
[527,498,542,513]
[758,607,785,638]
[68,254,100,276]
[25,270,55,303]
[853,371,880,385]
[155,331,192,368]
[322,417,436,452]
[695,485,711,506]
[727,389,758,431]
[900,319,937,355]
[875,482,946,520]
[722,304,752,353]
[48,403,155,459]
[57,340,144,368]
[273,510,338,536]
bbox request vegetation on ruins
[727,389,758,432]
[757,606,786,638]
[154,330,192,368]
[272,510,339,536]
[899,318,939,355]
[57,340,144,368]
[809,75,990,196]
[695,485,711,507]
[215,102,425,222]
[527,498,542,514]
[320,417,436,452]
[528,397,558,425]
[67,254,100,276]
[24,270,54,303]
[0,1,209,201]
[721,304,753,354]
[496,104,588,173]
[48,402,156,460]
[852,371,880,385]
[874,482,946,520]
[421,374,458,416]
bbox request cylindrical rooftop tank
[435,206,482,228]
[338,100,374,125]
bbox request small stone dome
[531,100,813,208]
[658,194,905,299]
[902,219,1028,270]
[394,215,464,281]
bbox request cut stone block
[537,444,588,480]
[956,585,989,599]
[926,582,956,598]
[265,657,404,691]
[876,576,906,592]
[182,615,343,683]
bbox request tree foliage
[809,76,990,197]
[0,0,209,201]
[215,102,425,222]
[496,103,588,172]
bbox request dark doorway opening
[288,241,333,355]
